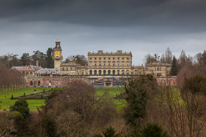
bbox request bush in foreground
[10,99,30,118]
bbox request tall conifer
[170,56,178,76]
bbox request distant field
[0,87,127,110]
[0,87,51,110]
[95,87,127,110]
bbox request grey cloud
[0,0,206,31]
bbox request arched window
[104,70,106,75]
[127,70,129,75]
[135,70,137,75]
[30,81,33,86]
[99,70,101,75]
[113,70,115,75]
[90,70,92,75]
[94,70,97,75]
[117,70,120,75]
[122,70,124,75]
[108,70,111,75]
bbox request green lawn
[0,87,51,110]
[0,87,127,111]
[95,87,127,110]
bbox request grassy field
[95,87,127,110]
[0,87,127,110]
[0,87,51,110]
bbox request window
[104,62,106,66]
[118,58,119,60]
[99,58,101,60]
[90,62,92,66]
[104,58,106,60]
[122,57,124,60]
[108,70,111,75]
[99,62,101,66]
[108,58,110,60]
[127,58,129,60]
[117,62,120,66]
[157,67,159,71]
[90,58,92,60]
[127,62,129,66]
[95,58,96,60]
[122,70,124,74]
[66,67,68,71]
[127,70,129,75]
[135,70,137,75]
[122,62,124,66]
[95,62,96,66]
[104,70,106,75]
[70,67,72,70]
[113,62,115,66]
[90,70,92,75]
[99,70,101,75]
[117,70,120,75]
[113,70,115,75]
[113,58,115,60]
[94,70,97,75]
[62,67,64,71]
[108,62,110,66]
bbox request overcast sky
[0,0,206,65]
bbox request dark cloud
[0,0,206,31]
[0,0,206,65]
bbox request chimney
[36,60,39,70]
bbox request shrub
[181,75,206,94]
[10,99,30,118]
[138,123,169,137]
[11,94,13,99]
[94,127,122,137]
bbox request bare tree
[44,80,117,137]
[165,47,173,64]
[146,77,206,137]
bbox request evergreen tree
[170,56,178,76]
[10,99,30,118]
[45,48,54,68]
[20,53,31,65]
[124,75,158,127]
[139,123,169,137]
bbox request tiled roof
[17,68,35,71]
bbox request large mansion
[53,41,171,77]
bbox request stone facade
[53,40,171,77]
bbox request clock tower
[53,40,63,70]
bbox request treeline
[0,48,54,68]
[0,67,25,92]
[145,48,206,76]
[0,48,88,68]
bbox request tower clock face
[55,51,60,57]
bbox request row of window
[90,62,130,66]
[89,70,130,75]
[153,73,162,76]
[155,67,161,71]
[61,67,76,71]
[89,57,130,60]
